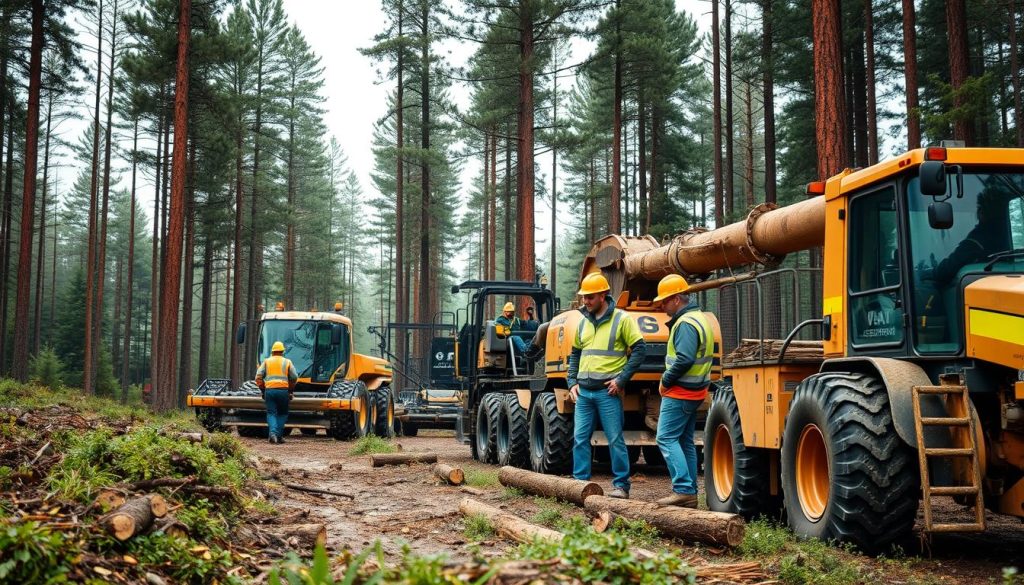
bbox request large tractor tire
[528,392,573,474]
[475,393,502,463]
[497,394,530,468]
[196,408,225,433]
[704,385,778,519]
[330,381,372,440]
[781,372,918,553]
[373,385,395,437]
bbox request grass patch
[529,497,568,527]
[464,469,499,487]
[348,434,397,455]
[499,486,525,500]
[463,514,495,541]
[609,517,660,549]
[738,518,792,558]
[778,539,864,585]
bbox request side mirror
[235,322,247,345]
[919,161,947,196]
[821,315,832,341]
[331,324,344,346]
[928,201,954,229]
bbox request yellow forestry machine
[188,304,394,440]
[567,144,1024,553]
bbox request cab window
[848,186,904,347]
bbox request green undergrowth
[462,513,496,542]
[498,486,525,500]
[739,519,872,585]
[463,469,499,487]
[529,496,571,528]
[348,434,396,455]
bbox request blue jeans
[510,335,529,355]
[656,396,701,495]
[265,389,290,437]
[573,387,630,491]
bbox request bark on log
[150,514,188,539]
[102,495,167,541]
[497,466,602,505]
[583,495,744,547]
[460,486,485,496]
[590,509,621,533]
[459,498,563,544]
[370,452,438,467]
[433,463,464,485]
[94,488,127,511]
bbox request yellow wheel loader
[188,307,394,440]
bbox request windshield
[907,171,1024,353]
[258,320,349,382]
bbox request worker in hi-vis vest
[255,341,298,444]
[653,274,713,508]
[567,272,647,499]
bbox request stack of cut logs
[723,338,824,365]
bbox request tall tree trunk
[902,0,921,149]
[946,0,973,144]
[284,101,296,309]
[1010,0,1022,147]
[812,0,848,179]
[482,132,489,281]
[489,129,497,285]
[610,0,621,233]
[418,0,432,350]
[864,0,878,164]
[92,0,120,388]
[712,0,723,227]
[121,118,138,401]
[504,134,511,278]
[744,80,755,209]
[637,91,648,229]
[111,258,122,372]
[155,0,190,412]
[516,0,536,289]
[0,117,12,373]
[197,237,211,383]
[762,0,776,203]
[11,0,44,380]
[724,0,734,220]
[33,86,54,355]
[853,35,868,167]
[178,140,196,407]
[230,120,242,386]
[649,108,659,232]
[83,0,104,393]
[246,31,267,377]
[550,69,558,293]
[150,88,164,396]
[394,0,405,387]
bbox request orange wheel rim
[387,399,394,427]
[795,424,829,521]
[712,424,735,501]
[359,398,368,428]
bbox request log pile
[723,338,823,365]
[497,466,602,505]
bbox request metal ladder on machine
[911,383,986,533]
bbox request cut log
[278,481,355,499]
[94,489,127,511]
[369,452,438,467]
[460,486,485,496]
[497,466,602,505]
[583,495,745,547]
[459,498,562,544]
[433,463,464,485]
[590,509,621,533]
[102,495,166,541]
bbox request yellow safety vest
[575,308,633,383]
[665,311,713,389]
[259,355,294,389]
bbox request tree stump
[583,495,745,547]
[433,463,464,485]
[150,515,188,539]
[369,452,438,467]
[497,466,602,505]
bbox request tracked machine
[188,304,394,440]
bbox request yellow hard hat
[503,302,515,312]
[577,272,611,296]
[653,274,690,302]
[271,341,286,353]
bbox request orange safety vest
[259,355,294,389]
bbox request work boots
[268,434,278,444]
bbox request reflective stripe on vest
[665,311,713,389]
[262,355,293,389]
[577,309,627,381]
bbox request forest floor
[249,428,1024,585]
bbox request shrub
[28,347,64,390]
[463,514,495,541]
[348,434,396,455]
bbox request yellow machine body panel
[726,363,821,448]
[964,275,1024,370]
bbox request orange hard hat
[653,274,690,303]
[577,272,611,296]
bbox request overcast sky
[281,0,713,270]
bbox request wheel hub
[795,424,829,521]
[712,424,735,501]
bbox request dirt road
[243,430,1024,583]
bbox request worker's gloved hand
[569,384,580,403]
